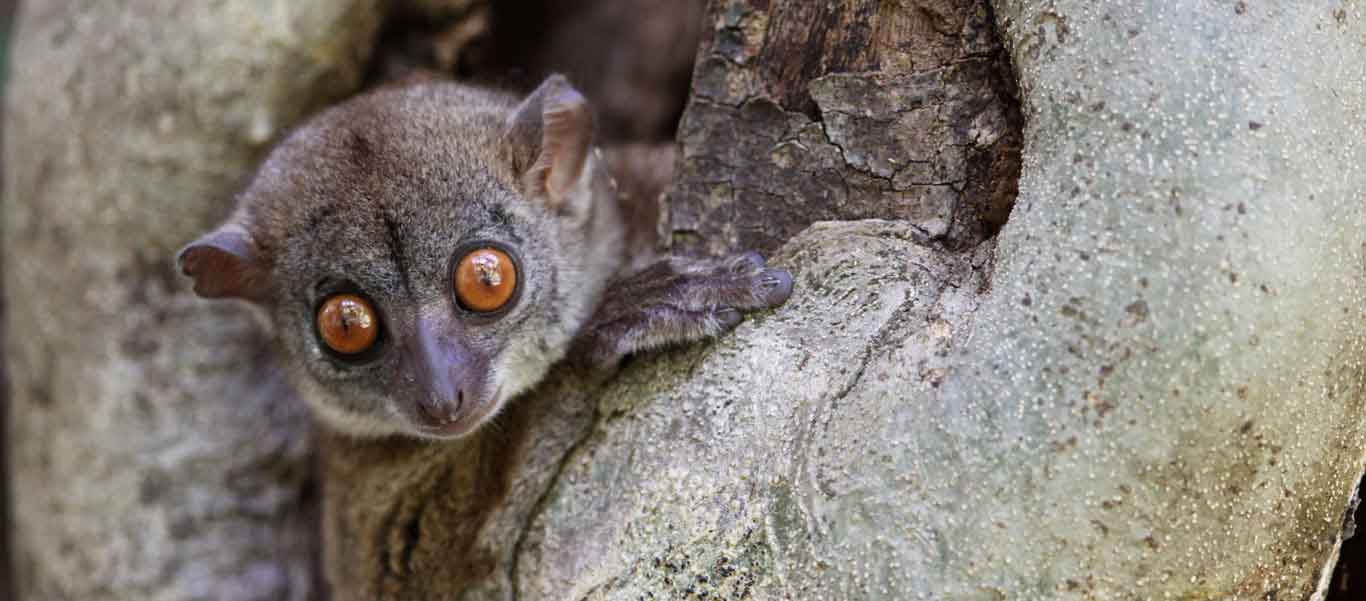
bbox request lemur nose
[407,314,476,427]
[417,389,463,425]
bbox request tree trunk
[324,0,1366,598]
[519,0,1366,598]
[4,2,381,599]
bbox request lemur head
[178,76,624,439]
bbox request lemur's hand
[573,251,793,369]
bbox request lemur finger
[753,268,793,307]
[582,304,746,365]
[661,266,793,311]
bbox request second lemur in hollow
[177,75,793,439]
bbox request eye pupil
[317,294,379,355]
[455,248,517,313]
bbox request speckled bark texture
[668,0,1023,256]
[975,2,1366,598]
[513,1,1366,599]
[3,2,382,600]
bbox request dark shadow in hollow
[483,0,705,144]
[1329,480,1365,600]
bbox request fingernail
[757,269,794,305]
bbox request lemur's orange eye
[455,248,517,313]
[317,294,379,355]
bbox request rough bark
[667,0,1023,256]
[3,2,382,599]
[511,1,1366,599]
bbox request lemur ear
[502,74,595,212]
[177,219,271,302]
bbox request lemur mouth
[413,406,477,438]
[415,419,471,438]
[411,385,502,439]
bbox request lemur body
[179,76,791,439]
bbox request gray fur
[180,77,790,440]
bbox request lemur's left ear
[177,215,272,302]
[501,74,595,213]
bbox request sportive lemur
[177,75,793,439]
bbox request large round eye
[317,294,380,355]
[454,247,518,313]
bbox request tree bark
[4,2,381,599]
[511,0,1366,597]
[667,0,1022,256]
[324,0,1366,599]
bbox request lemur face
[179,77,624,439]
